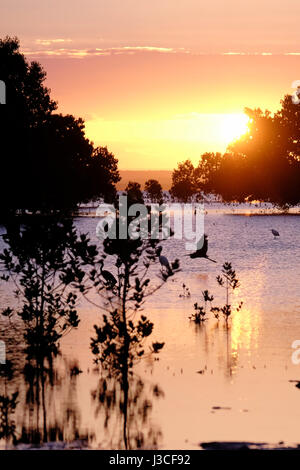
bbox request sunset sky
[1,0,300,169]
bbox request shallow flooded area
[1,208,300,449]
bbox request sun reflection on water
[231,307,261,354]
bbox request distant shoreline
[117,170,172,190]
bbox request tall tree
[125,181,144,206]
[0,36,120,215]
[0,36,57,127]
[170,160,198,202]
[144,179,163,203]
[194,98,300,207]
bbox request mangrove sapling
[203,289,214,314]
[189,290,214,323]
[179,283,191,298]
[189,263,243,324]
[216,262,239,305]
[89,198,180,375]
[0,216,97,446]
[0,216,95,359]
[87,204,180,449]
[189,304,206,324]
[90,235,180,376]
[88,232,180,449]
[88,237,179,449]
[214,262,243,324]
[0,361,18,446]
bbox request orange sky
[1,0,300,169]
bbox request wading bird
[186,234,216,263]
[99,259,117,286]
[271,229,280,239]
[157,246,172,274]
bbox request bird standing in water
[271,229,280,239]
[157,246,172,274]
[186,234,216,263]
[99,259,117,286]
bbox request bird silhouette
[99,259,117,286]
[271,229,280,239]
[157,246,172,274]
[186,234,216,263]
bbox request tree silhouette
[170,160,199,202]
[144,179,163,203]
[170,95,300,207]
[0,36,57,127]
[90,235,179,376]
[0,36,120,216]
[125,181,144,206]
[196,98,300,207]
[0,216,96,359]
[89,213,179,449]
[30,115,120,209]
[88,204,179,434]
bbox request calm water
[2,207,300,449]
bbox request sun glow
[85,112,251,169]
[219,113,250,145]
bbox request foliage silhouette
[125,181,144,206]
[87,207,179,449]
[190,263,242,325]
[179,283,191,298]
[0,216,96,359]
[90,236,179,376]
[86,207,179,454]
[144,179,163,203]
[0,362,18,446]
[0,36,120,215]
[170,95,300,207]
[170,160,199,202]
[189,290,214,323]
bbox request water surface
[1,208,300,449]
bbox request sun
[219,113,250,146]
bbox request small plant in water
[179,283,191,298]
[215,262,243,323]
[189,289,214,323]
[190,303,206,323]
[216,262,239,305]
[189,262,243,325]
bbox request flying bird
[186,234,216,263]
[271,229,280,239]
